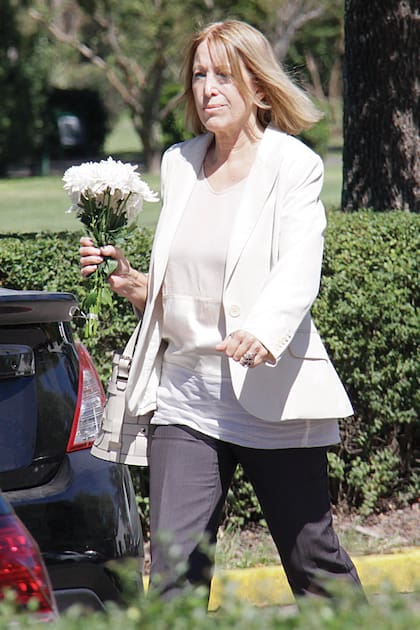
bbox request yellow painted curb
[209,565,292,610]
[143,548,420,610]
[208,548,420,610]
[353,548,420,594]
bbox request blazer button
[229,304,241,317]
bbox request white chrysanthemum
[62,158,159,337]
[63,157,159,222]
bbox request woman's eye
[193,71,205,80]
[216,72,231,83]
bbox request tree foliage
[27,0,339,171]
[0,0,51,174]
[29,0,213,171]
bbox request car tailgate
[0,291,79,490]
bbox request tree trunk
[342,0,420,211]
[141,133,163,176]
[133,114,162,176]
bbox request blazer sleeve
[241,149,326,361]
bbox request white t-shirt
[152,169,340,449]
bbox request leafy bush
[0,577,419,629]
[314,211,419,515]
[0,210,418,521]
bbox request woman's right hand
[79,236,148,313]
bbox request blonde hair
[182,20,322,135]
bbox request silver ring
[241,351,256,367]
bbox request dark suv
[0,289,144,613]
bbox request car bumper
[5,449,144,611]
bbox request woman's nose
[203,73,219,96]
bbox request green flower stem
[76,189,134,338]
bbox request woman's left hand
[216,330,274,368]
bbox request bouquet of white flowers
[63,157,159,338]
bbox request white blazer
[126,125,353,422]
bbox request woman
[80,20,362,602]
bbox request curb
[207,548,420,610]
[142,548,420,608]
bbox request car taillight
[67,344,105,452]
[0,514,57,619]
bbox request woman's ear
[253,79,265,103]
[256,84,265,98]
[255,87,265,104]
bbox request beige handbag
[91,323,152,466]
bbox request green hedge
[1,579,419,629]
[314,211,419,515]
[1,211,418,520]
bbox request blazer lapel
[149,126,284,299]
[149,134,213,302]
[224,126,281,288]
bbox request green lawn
[322,152,342,209]
[0,159,341,234]
[104,114,143,155]
[0,112,342,233]
[0,173,161,233]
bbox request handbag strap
[114,320,141,389]
[122,320,142,360]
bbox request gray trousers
[149,424,362,601]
